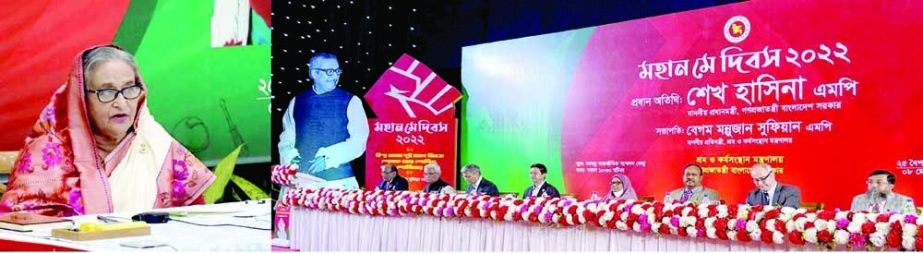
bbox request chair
[638,196,655,203]
[561,193,577,199]
[801,202,825,211]
[499,192,519,198]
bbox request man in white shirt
[278,52,369,189]
[422,163,456,194]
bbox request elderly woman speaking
[0,45,215,217]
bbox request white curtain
[290,207,800,251]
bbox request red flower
[714,218,729,231]
[760,229,774,244]
[608,204,620,212]
[606,219,616,229]
[774,220,787,234]
[915,236,923,251]
[736,230,751,242]
[626,219,636,229]
[627,213,639,222]
[528,212,539,222]
[659,224,671,234]
[471,207,481,218]
[583,210,597,224]
[707,206,718,217]
[804,221,815,230]
[751,205,764,213]
[877,214,891,223]
[663,210,674,218]
[678,227,689,237]
[716,230,729,240]
[788,230,805,245]
[816,230,833,243]
[764,209,780,220]
[727,205,739,218]
[886,231,901,249]
[695,219,705,230]
[817,210,835,221]
[513,199,525,206]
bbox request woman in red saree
[0,45,215,217]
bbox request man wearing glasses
[850,170,916,214]
[744,163,801,208]
[278,52,369,189]
[422,163,456,194]
[376,163,408,191]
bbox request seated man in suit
[523,163,561,198]
[850,169,916,214]
[376,163,408,191]
[461,164,499,196]
[422,162,456,194]
[745,163,801,208]
[665,163,720,204]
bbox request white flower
[686,227,698,238]
[578,214,587,224]
[705,217,717,228]
[706,227,718,239]
[737,209,749,220]
[903,223,918,236]
[662,217,672,225]
[504,211,514,221]
[620,212,629,221]
[727,231,737,241]
[682,216,698,227]
[853,213,867,224]
[786,220,795,232]
[698,207,710,218]
[717,205,729,218]
[904,236,916,251]
[682,207,693,217]
[795,217,807,231]
[750,228,761,241]
[847,222,862,233]
[602,211,615,223]
[631,204,644,215]
[805,213,818,222]
[835,211,848,220]
[538,212,547,223]
[918,216,923,226]
[870,231,886,247]
[826,221,836,232]
[616,221,628,230]
[876,222,891,234]
[766,219,777,232]
[890,215,902,223]
[746,220,759,233]
[617,203,627,211]
[814,220,828,231]
[804,228,818,244]
[833,230,850,245]
[652,223,662,234]
[633,222,642,232]
[773,231,785,244]
[586,202,598,212]
[728,218,738,230]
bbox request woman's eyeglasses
[87,85,143,103]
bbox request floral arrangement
[282,187,923,250]
[271,164,298,186]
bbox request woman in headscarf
[603,173,637,201]
[0,45,215,217]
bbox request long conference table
[0,200,272,251]
[289,207,800,251]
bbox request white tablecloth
[0,200,272,251]
[291,207,800,251]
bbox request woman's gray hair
[83,46,139,86]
